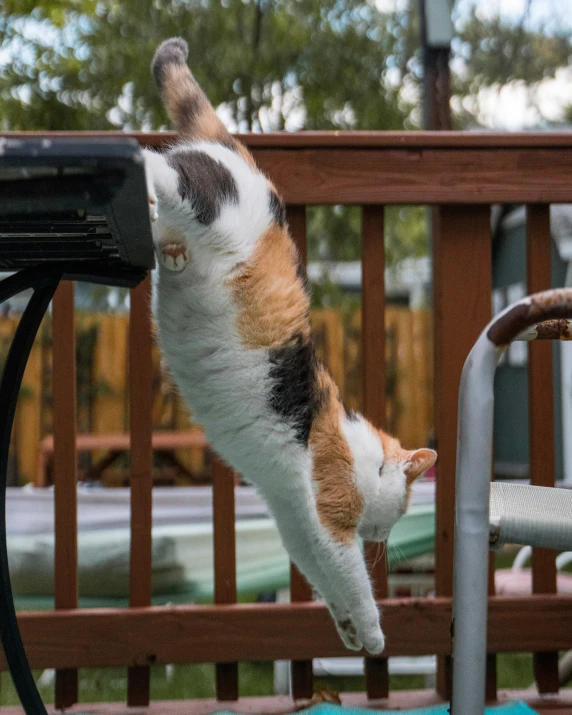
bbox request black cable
[0,268,62,715]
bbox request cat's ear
[402,448,437,484]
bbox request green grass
[0,654,548,706]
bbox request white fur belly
[154,267,309,489]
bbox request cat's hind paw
[160,243,190,272]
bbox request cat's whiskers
[368,540,386,574]
[387,542,407,570]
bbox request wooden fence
[2,130,572,713]
[3,308,432,485]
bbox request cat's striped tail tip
[152,38,189,86]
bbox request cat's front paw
[362,626,385,655]
[353,608,385,655]
[160,243,190,272]
[335,617,362,651]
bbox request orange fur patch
[310,372,363,544]
[229,224,310,350]
[379,431,402,461]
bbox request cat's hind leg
[143,149,191,272]
[144,148,175,215]
[159,242,191,272]
[146,172,157,223]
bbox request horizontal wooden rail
[253,149,572,205]
[2,597,571,671]
[4,132,572,204]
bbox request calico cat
[144,37,437,655]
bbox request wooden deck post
[432,205,492,698]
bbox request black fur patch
[268,334,326,445]
[167,150,239,225]
[173,95,204,132]
[269,190,286,227]
[152,38,189,89]
[295,254,309,293]
[344,405,359,422]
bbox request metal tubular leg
[0,269,62,715]
[451,335,499,715]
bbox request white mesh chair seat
[489,482,572,551]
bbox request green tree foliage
[0,0,410,132]
[451,3,572,127]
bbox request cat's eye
[378,466,383,476]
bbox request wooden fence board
[16,340,42,483]
[93,315,128,436]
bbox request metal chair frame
[452,289,572,714]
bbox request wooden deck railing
[4,131,572,711]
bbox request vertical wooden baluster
[213,456,238,700]
[526,204,559,695]
[433,206,492,699]
[287,205,314,700]
[53,281,78,708]
[361,206,389,699]
[128,275,153,706]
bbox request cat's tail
[152,38,233,147]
